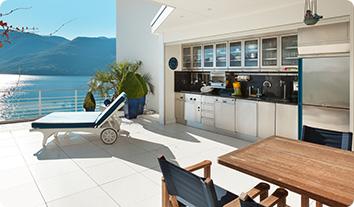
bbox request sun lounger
[30,92,127,147]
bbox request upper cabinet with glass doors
[244,39,259,68]
[192,46,202,68]
[281,35,298,66]
[262,37,278,67]
[182,47,192,69]
[204,44,214,68]
[215,43,227,68]
[229,42,242,68]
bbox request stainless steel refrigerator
[302,56,350,132]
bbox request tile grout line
[10,130,49,207]
[55,134,126,207]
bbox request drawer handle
[223,100,227,103]
[194,98,197,101]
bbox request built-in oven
[210,71,226,89]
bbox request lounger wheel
[100,128,118,145]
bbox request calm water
[0,74,98,121]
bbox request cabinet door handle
[223,100,227,103]
[190,98,193,100]
[194,98,196,101]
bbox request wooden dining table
[218,136,354,207]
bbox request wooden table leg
[301,195,310,207]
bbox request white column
[350,3,354,150]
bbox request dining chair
[158,156,288,207]
[302,125,353,207]
[302,125,353,151]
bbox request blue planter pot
[137,96,145,115]
[124,97,145,119]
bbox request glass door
[182,47,191,69]
[192,46,202,68]
[229,42,241,68]
[262,37,278,67]
[244,39,259,67]
[281,35,298,66]
[204,45,214,68]
[215,43,227,68]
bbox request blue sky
[0,0,116,40]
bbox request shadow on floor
[33,131,177,172]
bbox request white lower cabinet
[275,103,298,139]
[201,96,215,127]
[215,97,235,131]
[236,99,257,137]
[257,102,276,138]
[175,93,185,123]
[184,94,201,123]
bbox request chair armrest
[185,160,212,179]
[246,182,270,200]
[260,188,288,207]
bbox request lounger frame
[31,100,125,147]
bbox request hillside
[0,31,116,75]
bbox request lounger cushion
[32,112,101,129]
[94,92,127,126]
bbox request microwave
[210,71,226,89]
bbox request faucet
[280,80,287,100]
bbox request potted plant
[89,61,154,119]
[83,91,96,111]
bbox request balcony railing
[0,88,107,122]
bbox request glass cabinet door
[244,40,259,67]
[182,47,191,69]
[215,43,226,67]
[204,45,214,68]
[192,46,202,68]
[262,38,278,67]
[281,35,298,66]
[229,42,241,67]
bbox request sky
[0,0,116,40]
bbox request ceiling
[151,0,352,43]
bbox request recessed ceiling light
[180,15,184,18]
[207,8,212,11]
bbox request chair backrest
[302,125,353,151]
[158,156,218,207]
[94,92,127,127]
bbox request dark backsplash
[175,71,298,101]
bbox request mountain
[0,31,116,75]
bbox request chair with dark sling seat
[158,156,288,207]
[302,125,353,151]
[302,125,353,207]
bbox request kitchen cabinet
[192,46,202,68]
[175,93,185,124]
[244,39,259,68]
[276,103,298,139]
[182,47,192,69]
[281,35,298,66]
[261,37,278,67]
[215,97,235,131]
[201,96,215,127]
[203,45,214,68]
[229,42,242,68]
[184,94,201,123]
[236,99,257,137]
[257,102,275,138]
[215,43,227,68]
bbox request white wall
[164,44,181,124]
[116,0,164,114]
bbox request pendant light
[304,0,323,25]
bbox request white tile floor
[0,117,316,207]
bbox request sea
[0,74,97,121]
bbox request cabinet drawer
[202,96,215,104]
[202,103,214,112]
[202,111,214,119]
[202,117,214,126]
